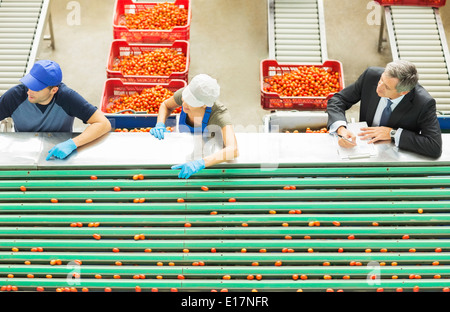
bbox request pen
[336,133,354,144]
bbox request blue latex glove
[171,159,205,179]
[46,139,77,160]
[150,122,168,140]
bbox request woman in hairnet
[150,74,239,179]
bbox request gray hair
[384,60,419,93]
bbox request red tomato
[123,3,188,30]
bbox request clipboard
[334,121,377,160]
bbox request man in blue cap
[0,60,111,160]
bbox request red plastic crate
[260,59,344,111]
[375,0,446,6]
[101,78,186,114]
[101,79,186,129]
[113,0,191,43]
[106,40,189,83]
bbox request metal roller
[0,72,25,79]
[276,50,322,57]
[275,8,318,14]
[400,51,444,57]
[274,34,321,40]
[275,19,320,25]
[269,0,327,63]
[0,23,38,29]
[276,4,318,9]
[396,45,444,52]
[394,29,440,35]
[419,80,450,86]
[396,39,442,46]
[0,77,23,84]
[401,56,446,63]
[0,60,27,66]
[416,68,449,75]
[0,30,37,35]
[275,13,319,19]
[0,32,35,38]
[0,0,52,96]
[275,44,322,51]
[0,13,40,18]
[394,24,437,30]
[0,8,41,13]
[436,104,450,110]
[275,28,319,35]
[0,66,27,72]
[423,86,450,92]
[0,55,30,61]
[276,56,322,63]
[390,13,436,19]
[393,19,437,24]
[275,39,321,46]
[0,17,39,23]
[0,83,21,90]
[427,92,450,99]
[395,34,440,40]
[0,3,43,7]
[0,49,32,56]
[276,23,319,29]
[419,73,450,81]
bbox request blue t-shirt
[0,83,97,132]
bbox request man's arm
[72,109,111,147]
[46,109,111,160]
[398,98,442,158]
[326,68,370,128]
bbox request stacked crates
[102,0,192,130]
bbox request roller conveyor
[0,133,450,292]
[0,165,450,292]
[380,5,450,113]
[268,0,327,63]
[0,0,53,97]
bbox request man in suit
[327,60,442,158]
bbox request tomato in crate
[113,0,191,43]
[101,79,186,129]
[375,0,446,6]
[106,40,189,83]
[260,59,344,111]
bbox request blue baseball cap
[20,60,62,91]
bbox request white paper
[335,122,377,159]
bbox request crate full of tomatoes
[101,78,185,129]
[113,0,191,43]
[375,0,446,6]
[260,59,344,111]
[107,40,189,83]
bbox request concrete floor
[37,0,450,131]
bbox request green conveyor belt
[0,165,449,292]
[0,213,449,225]
[0,176,449,190]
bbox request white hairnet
[182,74,220,107]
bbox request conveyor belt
[0,0,52,95]
[382,5,450,113]
[268,0,327,63]
[0,165,449,292]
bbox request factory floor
[37,0,450,132]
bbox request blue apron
[178,107,211,134]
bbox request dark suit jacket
[327,66,442,158]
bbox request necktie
[379,99,393,126]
